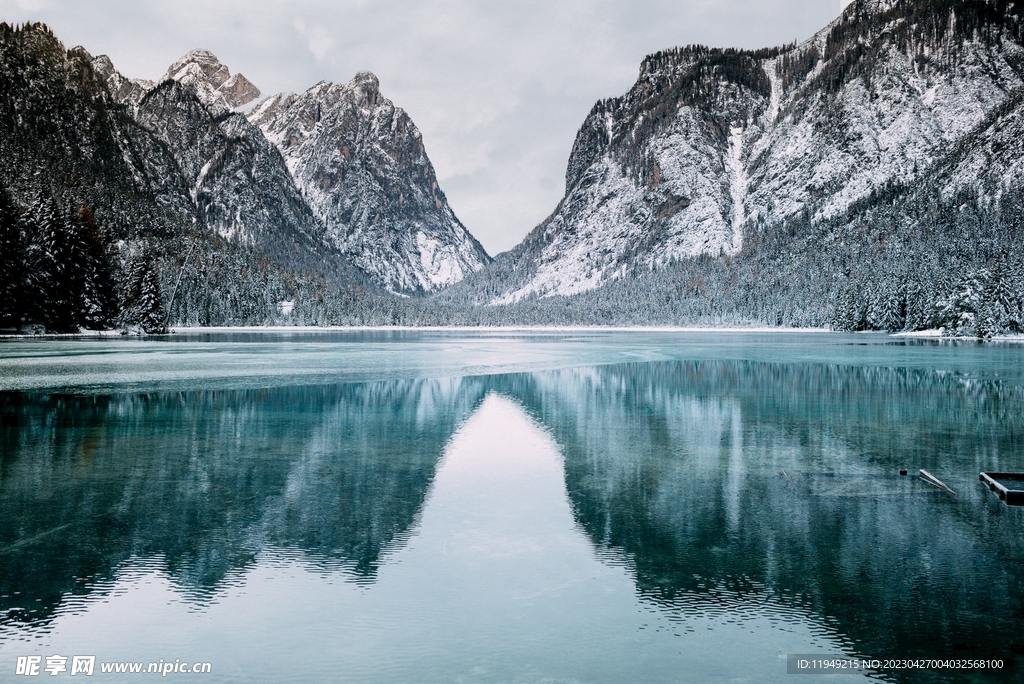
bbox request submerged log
[919,469,956,497]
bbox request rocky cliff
[250,73,490,293]
[160,49,260,112]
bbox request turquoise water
[1,331,1022,682]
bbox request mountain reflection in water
[2,358,1023,682]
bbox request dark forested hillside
[0,23,445,333]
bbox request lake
[1,330,1022,682]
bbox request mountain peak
[841,0,902,18]
[350,71,379,89]
[160,49,260,110]
[163,49,227,86]
[249,70,490,292]
[346,71,381,108]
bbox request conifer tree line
[2,177,1023,337]
[0,182,164,334]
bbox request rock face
[494,0,1024,302]
[108,46,486,293]
[90,54,152,109]
[249,73,490,293]
[151,50,490,293]
[88,46,319,257]
[160,49,261,112]
[133,77,326,261]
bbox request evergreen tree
[832,282,867,331]
[23,193,79,332]
[938,269,987,337]
[0,184,24,328]
[978,258,1019,338]
[119,251,166,334]
[74,204,116,329]
[866,280,905,332]
[18,194,118,333]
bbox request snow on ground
[726,125,748,254]
[416,231,464,288]
[892,330,1024,342]
[892,329,943,338]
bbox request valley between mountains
[1,0,1023,336]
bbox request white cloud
[293,18,334,62]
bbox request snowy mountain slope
[127,54,372,285]
[0,25,199,238]
[929,86,1024,200]
[493,0,1024,302]
[493,47,773,303]
[249,72,490,293]
[134,80,314,247]
[747,0,1024,227]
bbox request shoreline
[169,324,839,334]
[2,325,1023,342]
[3,324,836,338]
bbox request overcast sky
[2,0,845,254]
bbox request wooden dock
[979,472,1024,506]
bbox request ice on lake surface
[1,331,1023,682]
[3,328,1021,394]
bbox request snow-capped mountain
[249,73,490,293]
[1,21,494,335]
[4,9,1021,333]
[96,46,486,294]
[160,49,260,112]
[493,0,1024,303]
